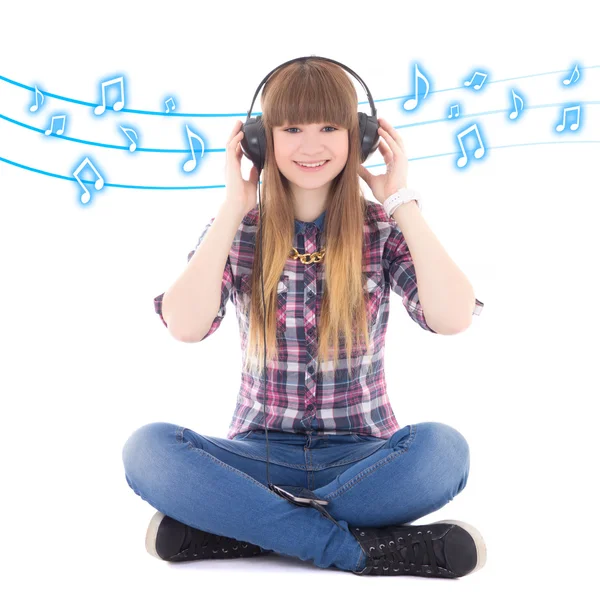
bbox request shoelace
[365,529,444,575]
[176,531,256,559]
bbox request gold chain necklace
[289,246,326,264]
[289,222,325,264]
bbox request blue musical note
[555,105,580,132]
[44,114,67,136]
[562,64,580,86]
[165,97,176,113]
[94,76,125,115]
[119,126,138,152]
[73,157,105,204]
[448,104,460,119]
[403,64,429,111]
[29,85,44,113]
[182,124,205,173]
[508,90,524,120]
[463,71,487,91]
[455,123,485,168]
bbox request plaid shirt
[154,201,484,440]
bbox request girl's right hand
[224,119,260,217]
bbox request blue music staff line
[2,64,598,115]
[0,64,597,203]
[1,98,597,155]
[1,138,599,190]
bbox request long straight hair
[243,58,373,377]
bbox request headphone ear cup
[241,117,267,172]
[358,112,381,164]
[243,112,379,169]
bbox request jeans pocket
[351,433,382,442]
[232,430,255,441]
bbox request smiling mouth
[294,160,330,168]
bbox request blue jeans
[122,421,470,573]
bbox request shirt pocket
[239,272,289,337]
[363,267,384,327]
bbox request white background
[1,0,598,597]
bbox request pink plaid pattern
[154,201,484,440]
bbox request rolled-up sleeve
[383,222,484,333]
[154,217,234,340]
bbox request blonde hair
[244,57,373,377]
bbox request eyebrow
[280,123,337,127]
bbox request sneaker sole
[429,519,487,575]
[145,510,167,560]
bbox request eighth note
[44,114,67,136]
[508,89,524,120]
[182,124,205,173]
[403,63,430,111]
[165,97,176,113]
[73,157,104,205]
[119,126,138,152]
[555,105,580,132]
[455,123,485,168]
[562,64,580,86]
[448,104,460,119]
[463,70,488,91]
[29,85,44,112]
[94,76,125,115]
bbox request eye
[284,126,338,133]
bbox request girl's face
[272,122,349,190]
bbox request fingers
[378,136,393,162]
[378,127,399,157]
[228,119,243,141]
[230,118,243,134]
[378,118,404,155]
[227,120,245,153]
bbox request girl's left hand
[358,117,409,204]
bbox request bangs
[261,60,357,131]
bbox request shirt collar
[294,210,326,234]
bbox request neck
[290,184,329,222]
[293,199,327,222]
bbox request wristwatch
[383,188,423,218]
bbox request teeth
[297,160,327,167]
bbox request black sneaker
[145,510,275,562]
[350,519,486,577]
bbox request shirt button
[307,365,314,374]
[307,290,314,298]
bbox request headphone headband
[245,55,377,120]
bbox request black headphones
[237,56,380,521]
[239,55,381,170]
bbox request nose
[299,142,327,156]
[300,132,327,149]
